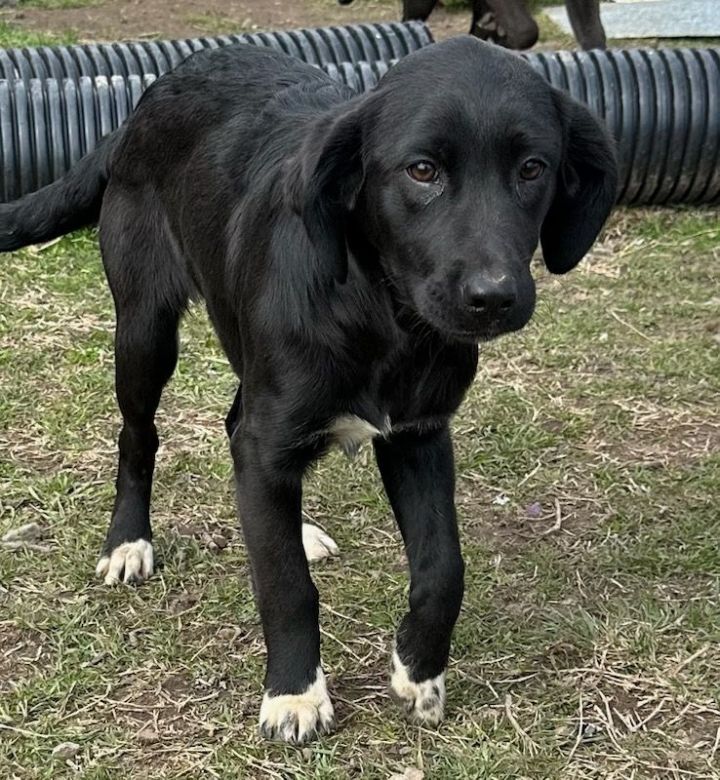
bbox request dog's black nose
[461,276,517,315]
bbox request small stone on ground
[51,742,80,761]
[2,522,43,543]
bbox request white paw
[259,666,335,744]
[302,523,339,563]
[95,539,154,585]
[390,649,446,726]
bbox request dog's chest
[327,412,448,456]
[328,414,392,456]
[321,332,478,456]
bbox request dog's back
[112,45,350,187]
[0,45,353,254]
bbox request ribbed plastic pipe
[0,62,395,201]
[1,49,719,205]
[0,21,432,82]
[322,59,392,92]
[523,48,720,205]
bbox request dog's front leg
[231,431,334,744]
[374,424,464,726]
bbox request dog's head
[292,37,618,343]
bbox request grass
[1,205,718,778]
[0,19,77,47]
[0,11,719,779]
[18,0,102,9]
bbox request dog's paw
[390,649,445,727]
[95,539,154,586]
[301,523,339,563]
[259,667,335,744]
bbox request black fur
[0,132,119,251]
[0,37,617,742]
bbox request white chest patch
[329,414,391,455]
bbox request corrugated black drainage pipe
[0,21,432,81]
[1,48,719,205]
[523,48,720,205]
[0,63,397,201]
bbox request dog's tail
[0,129,122,252]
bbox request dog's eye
[407,161,438,184]
[519,159,546,181]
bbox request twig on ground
[504,694,538,756]
[541,499,563,536]
[673,643,710,675]
[609,309,653,342]
[566,692,584,765]
[710,725,720,764]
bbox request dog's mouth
[426,317,506,344]
[407,304,501,343]
[414,302,526,344]
[406,277,536,345]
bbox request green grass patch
[18,0,101,9]
[0,19,77,47]
[1,207,718,777]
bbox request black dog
[0,37,617,743]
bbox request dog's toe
[95,539,154,586]
[301,523,339,563]
[389,649,445,727]
[259,667,335,744]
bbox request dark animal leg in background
[374,425,464,723]
[402,0,437,22]
[470,0,496,38]
[395,0,601,52]
[401,0,498,38]
[565,0,606,49]
[480,0,539,49]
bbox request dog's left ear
[286,99,367,286]
[541,90,619,274]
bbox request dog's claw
[95,539,154,586]
[260,710,334,744]
[301,523,339,563]
[390,649,446,727]
[259,667,335,744]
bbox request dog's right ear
[285,99,367,286]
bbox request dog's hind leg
[374,424,464,727]
[402,0,437,22]
[565,0,606,50]
[225,384,243,440]
[95,190,187,585]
